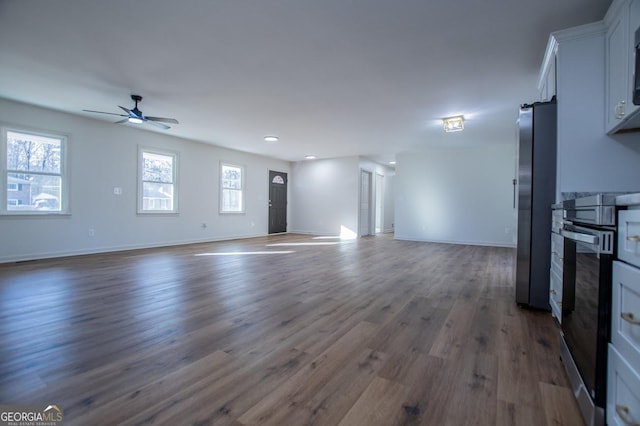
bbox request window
[220,163,244,213]
[138,147,178,213]
[2,128,67,214]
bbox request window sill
[0,212,71,217]
[136,211,180,216]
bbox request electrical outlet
[113,187,122,195]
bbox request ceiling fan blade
[118,105,133,116]
[145,120,171,130]
[145,116,179,124]
[83,109,128,117]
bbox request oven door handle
[561,229,598,245]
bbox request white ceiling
[0,0,611,164]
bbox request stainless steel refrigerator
[515,97,557,310]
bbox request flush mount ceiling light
[442,115,464,132]
[305,155,317,160]
[264,135,279,142]
[389,161,396,165]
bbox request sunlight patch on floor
[265,242,339,247]
[194,250,294,256]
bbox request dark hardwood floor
[0,233,583,425]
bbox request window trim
[137,146,179,215]
[1,126,69,215]
[219,161,245,214]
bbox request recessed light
[305,155,317,160]
[442,115,464,132]
[389,161,396,165]
[264,135,279,142]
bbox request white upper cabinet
[538,53,557,102]
[605,1,630,131]
[537,35,558,103]
[605,0,640,134]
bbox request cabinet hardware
[621,312,640,326]
[550,289,557,295]
[615,405,639,426]
[626,235,640,242]
[615,100,627,119]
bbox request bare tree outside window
[4,130,65,213]
[220,163,244,213]
[138,149,178,213]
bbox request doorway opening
[359,169,373,237]
[375,173,384,234]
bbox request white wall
[289,157,360,237]
[556,27,640,198]
[289,157,395,238]
[0,98,291,262]
[394,145,516,247]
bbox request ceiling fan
[83,95,179,129]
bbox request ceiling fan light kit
[83,94,179,130]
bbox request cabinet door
[606,7,630,132]
[618,210,640,269]
[607,344,640,426]
[628,0,640,116]
[549,266,563,322]
[612,261,640,369]
[540,55,557,102]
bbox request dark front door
[269,170,287,234]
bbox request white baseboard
[393,234,515,248]
[0,232,268,264]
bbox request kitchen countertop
[616,193,640,206]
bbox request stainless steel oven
[560,195,616,426]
